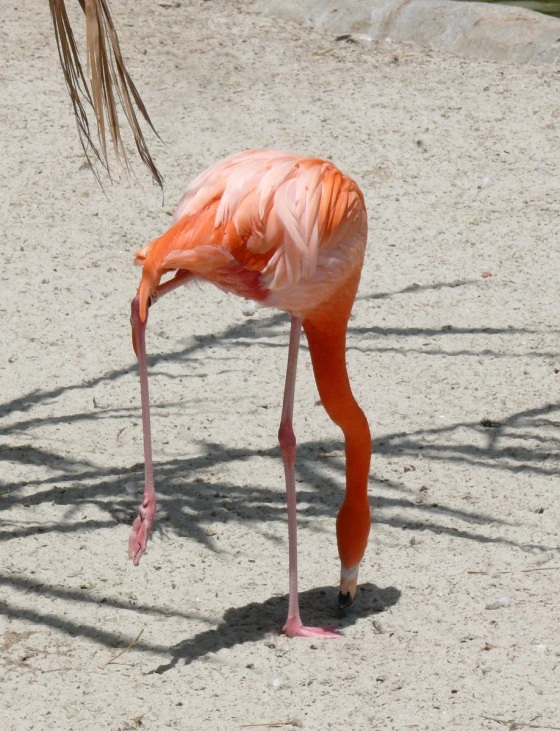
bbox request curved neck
[303,316,371,506]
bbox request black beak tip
[338,591,353,610]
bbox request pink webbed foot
[128,496,156,566]
[283,618,340,639]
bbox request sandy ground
[1,1,560,729]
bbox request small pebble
[265,673,286,690]
[124,482,137,495]
[485,596,510,610]
[478,175,494,189]
[372,619,386,634]
[264,632,279,648]
[242,300,257,316]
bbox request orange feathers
[134,150,367,322]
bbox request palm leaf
[48,0,163,187]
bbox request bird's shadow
[151,581,400,674]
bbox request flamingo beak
[338,564,359,610]
[131,294,151,357]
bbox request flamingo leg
[129,295,156,565]
[280,316,339,639]
[129,270,193,565]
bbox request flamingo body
[130,150,371,637]
[135,150,367,320]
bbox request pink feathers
[134,150,366,321]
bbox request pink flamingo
[129,149,371,638]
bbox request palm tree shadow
[151,581,400,674]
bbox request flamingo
[129,149,372,638]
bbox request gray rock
[255,0,560,63]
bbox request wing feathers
[135,150,364,297]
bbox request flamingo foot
[128,496,156,566]
[283,618,340,639]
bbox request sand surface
[2,1,560,729]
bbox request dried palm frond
[48,0,163,187]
